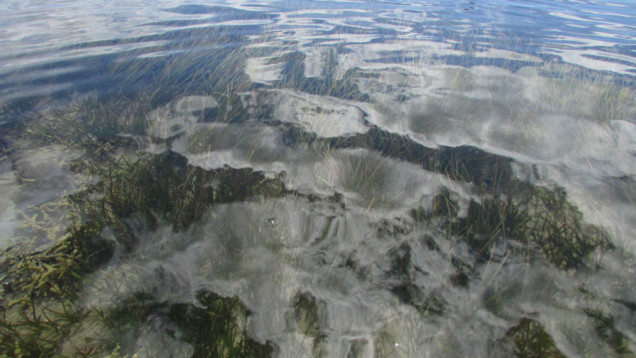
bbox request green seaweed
[346,339,369,358]
[292,292,321,338]
[585,310,635,356]
[22,95,150,151]
[0,32,631,357]
[446,198,520,264]
[0,299,86,358]
[71,150,286,242]
[591,83,634,123]
[332,128,514,192]
[439,183,612,269]
[430,188,459,219]
[511,185,613,269]
[0,144,287,357]
[384,241,446,316]
[0,222,110,357]
[102,290,273,358]
[506,317,566,358]
[169,291,273,358]
[292,292,330,357]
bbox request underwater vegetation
[506,318,566,358]
[0,81,633,357]
[505,311,635,358]
[0,15,635,355]
[102,290,273,358]
[331,128,514,192]
[1,95,288,356]
[436,182,613,269]
[0,153,285,357]
[0,150,285,356]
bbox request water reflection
[1,0,635,357]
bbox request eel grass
[0,75,626,356]
[1,143,283,357]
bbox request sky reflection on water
[0,1,635,357]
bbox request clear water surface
[0,0,635,357]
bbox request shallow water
[1,0,635,357]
